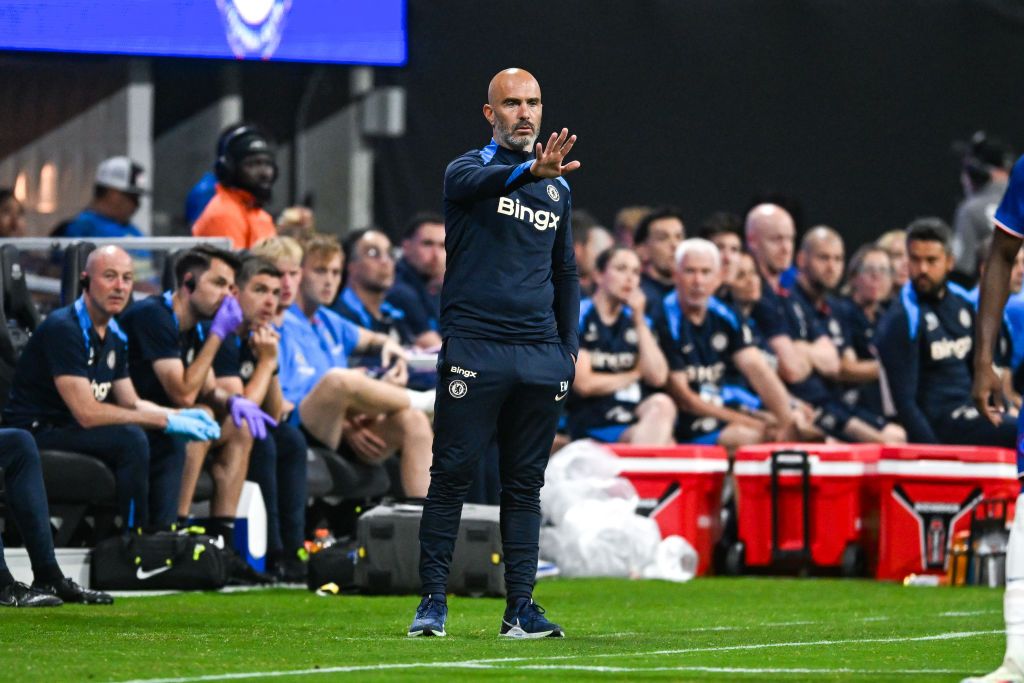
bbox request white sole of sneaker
[407,628,446,637]
[499,625,564,639]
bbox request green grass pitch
[0,577,1008,682]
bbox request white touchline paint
[110,629,1003,683]
[516,665,968,674]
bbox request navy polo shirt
[3,298,128,428]
[655,292,752,400]
[211,328,279,384]
[332,287,417,370]
[566,298,647,437]
[120,293,205,406]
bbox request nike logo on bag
[136,565,172,581]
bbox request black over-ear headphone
[183,274,196,293]
[80,273,90,291]
[214,125,277,182]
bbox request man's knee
[0,428,37,469]
[323,368,359,396]
[397,406,433,439]
[108,425,151,468]
[644,392,677,420]
[882,423,907,444]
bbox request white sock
[406,389,436,415]
[1005,494,1024,660]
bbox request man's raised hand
[531,128,580,179]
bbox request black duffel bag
[91,532,229,590]
[307,542,359,593]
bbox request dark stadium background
[4,0,1024,245]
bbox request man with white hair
[654,238,797,449]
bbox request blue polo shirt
[63,209,143,239]
[278,303,361,406]
[3,298,129,428]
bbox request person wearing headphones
[192,123,278,250]
[1,246,220,535]
[120,245,276,543]
[952,131,1015,284]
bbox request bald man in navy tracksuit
[409,68,580,639]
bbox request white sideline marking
[941,610,1000,617]
[518,665,966,674]
[110,629,1002,683]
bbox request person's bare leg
[718,422,764,456]
[842,417,888,444]
[370,407,433,498]
[880,423,907,444]
[178,440,211,518]
[623,393,677,445]
[299,369,411,449]
[210,421,254,517]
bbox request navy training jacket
[440,139,579,355]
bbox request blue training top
[440,139,579,354]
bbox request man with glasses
[333,230,433,373]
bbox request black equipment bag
[355,502,505,596]
[307,541,358,592]
[90,532,229,590]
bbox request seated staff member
[209,255,309,582]
[787,227,906,444]
[2,246,218,532]
[567,247,676,444]
[832,244,895,417]
[387,212,446,342]
[655,239,798,450]
[336,228,441,353]
[0,428,112,606]
[254,235,433,498]
[876,218,1016,446]
[121,245,275,534]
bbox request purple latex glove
[210,296,244,340]
[227,395,277,439]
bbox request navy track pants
[418,337,574,598]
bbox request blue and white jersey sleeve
[444,141,540,204]
[994,155,1024,238]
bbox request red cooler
[609,444,728,576]
[875,445,1018,581]
[732,444,879,576]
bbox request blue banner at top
[0,0,406,65]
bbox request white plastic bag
[548,498,661,578]
[641,535,699,583]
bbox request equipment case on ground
[354,502,505,596]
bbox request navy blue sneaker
[499,598,565,638]
[408,595,447,637]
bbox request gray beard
[497,120,538,151]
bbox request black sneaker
[226,549,274,586]
[0,581,63,607]
[272,555,308,584]
[33,577,113,605]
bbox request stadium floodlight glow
[0,0,407,66]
